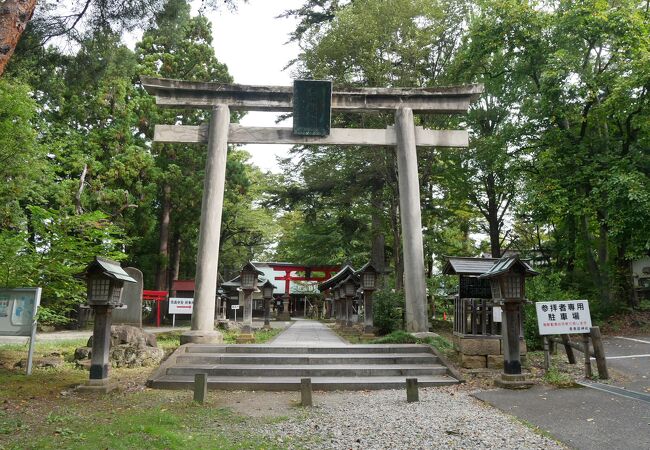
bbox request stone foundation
[453,335,527,369]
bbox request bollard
[406,377,419,403]
[194,373,208,404]
[300,377,313,407]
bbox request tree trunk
[0,0,37,77]
[390,195,403,291]
[370,189,386,287]
[168,232,181,292]
[485,173,501,258]
[155,183,171,291]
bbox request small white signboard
[231,304,240,310]
[169,297,194,315]
[535,300,592,335]
[492,306,502,323]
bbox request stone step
[175,352,439,365]
[149,374,459,391]
[184,344,434,354]
[166,363,449,377]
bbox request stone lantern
[342,276,358,328]
[479,255,538,388]
[238,262,263,343]
[335,284,345,327]
[356,262,379,337]
[79,256,136,392]
[261,279,276,330]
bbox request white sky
[204,0,306,173]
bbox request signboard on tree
[535,300,592,335]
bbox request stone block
[458,338,500,356]
[487,354,502,369]
[461,354,487,369]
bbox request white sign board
[0,288,41,336]
[492,306,502,323]
[231,304,240,310]
[169,297,194,315]
[535,300,592,335]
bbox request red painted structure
[269,263,339,296]
[143,290,168,327]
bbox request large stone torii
[142,76,483,343]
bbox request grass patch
[0,390,291,450]
[543,365,579,388]
[370,330,453,355]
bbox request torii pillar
[180,105,229,344]
[396,107,428,332]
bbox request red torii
[270,263,340,295]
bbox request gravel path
[262,386,566,450]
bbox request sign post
[0,287,42,375]
[231,304,240,322]
[534,300,607,378]
[169,297,194,327]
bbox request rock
[15,356,64,369]
[109,345,164,368]
[87,325,157,348]
[77,325,163,369]
[75,347,92,360]
[411,332,440,340]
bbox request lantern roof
[354,261,380,276]
[241,261,264,275]
[442,256,499,276]
[261,279,277,289]
[222,275,266,288]
[83,256,137,283]
[478,255,539,279]
[318,264,357,291]
[341,275,359,286]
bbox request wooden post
[300,378,313,407]
[406,378,419,402]
[582,334,592,378]
[590,326,609,380]
[543,336,550,371]
[395,107,428,333]
[561,334,576,364]
[194,373,208,404]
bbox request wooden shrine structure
[142,76,483,343]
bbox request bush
[373,289,405,335]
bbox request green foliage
[0,207,126,325]
[373,289,405,335]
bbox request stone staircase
[147,344,460,391]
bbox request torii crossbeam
[142,76,483,343]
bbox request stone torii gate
[142,76,483,343]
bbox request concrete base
[236,333,255,343]
[263,324,272,330]
[180,330,224,345]
[76,378,118,393]
[494,373,535,390]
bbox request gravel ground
[262,386,566,450]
